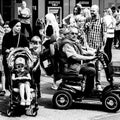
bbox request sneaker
[96,84,103,91]
[0,91,6,96]
[51,84,58,90]
[20,100,25,106]
[37,91,41,99]
[26,100,31,106]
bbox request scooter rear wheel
[52,90,73,109]
[103,93,120,112]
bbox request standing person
[29,36,42,98]
[44,13,60,90]
[18,1,32,40]
[0,21,11,96]
[2,19,29,91]
[62,5,82,27]
[34,18,45,40]
[103,8,116,64]
[114,6,120,49]
[84,5,107,91]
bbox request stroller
[6,48,38,117]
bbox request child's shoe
[20,99,25,106]
[96,84,103,91]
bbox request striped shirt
[85,15,107,49]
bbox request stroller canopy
[7,47,34,68]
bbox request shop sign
[46,0,63,25]
[76,0,92,7]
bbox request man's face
[90,8,97,18]
[69,28,78,41]
[22,1,26,8]
[73,7,78,15]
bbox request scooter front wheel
[102,93,120,112]
[52,90,73,109]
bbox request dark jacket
[57,38,83,74]
[2,31,29,57]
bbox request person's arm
[101,18,107,47]
[62,14,71,25]
[63,43,95,62]
[33,59,40,71]
[12,73,22,80]
[116,15,120,26]
[0,14,4,26]
[21,73,31,80]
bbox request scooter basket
[40,49,54,76]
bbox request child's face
[15,57,25,71]
[15,63,25,71]
[30,39,42,53]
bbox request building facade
[0,0,120,28]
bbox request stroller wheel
[25,107,38,116]
[52,90,73,109]
[32,110,37,117]
[7,109,14,117]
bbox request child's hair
[31,35,41,42]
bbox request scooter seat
[61,73,84,81]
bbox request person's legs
[79,63,96,94]
[117,30,120,48]
[3,58,10,90]
[25,81,31,105]
[19,83,25,105]
[33,67,41,98]
[104,38,114,64]
[1,72,6,92]
[114,30,117,47]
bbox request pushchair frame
[6,47,38,117]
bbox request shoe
[0,91,6,96]
[96,84,103,91]
[51,84,58,90]
[20,100,25,106]
[26,100,31,106]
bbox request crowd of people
[0,1,120,105]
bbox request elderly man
[59,27,96,95]
[84,5,107,91]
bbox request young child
[12,56,31,106]
[29,36,41,98]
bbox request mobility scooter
[52,48,120,112]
